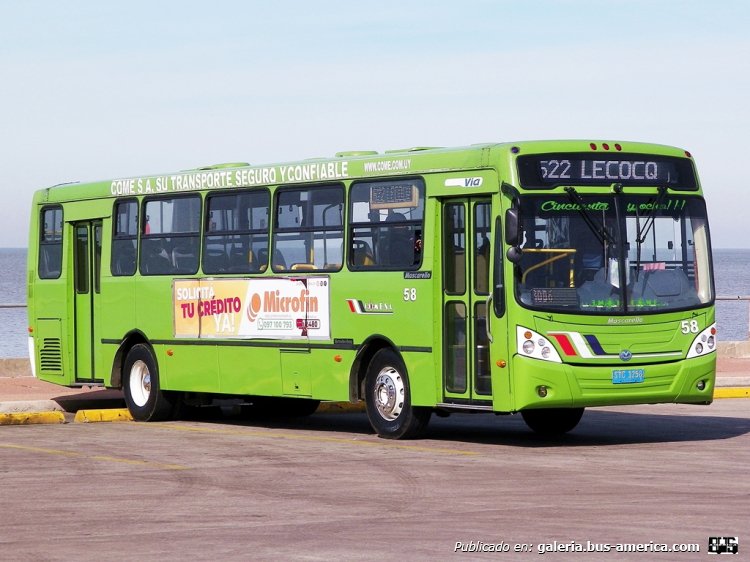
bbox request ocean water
[1,248,749,358]
[0,248,27,359]
[712,249,750,341]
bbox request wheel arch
[109,330,153,389]
[348,335,404,402]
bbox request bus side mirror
[504,208,519,246]
[504,208,522,264]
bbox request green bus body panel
[26,140,714,413]
[62,199,112,221]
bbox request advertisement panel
[173,277,330,340]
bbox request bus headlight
[686,323,717,359]
[517,326,562,363]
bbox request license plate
[612,368,645,384]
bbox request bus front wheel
[123,344,176,422]
[521,407,585,436]
[364,349,430,439]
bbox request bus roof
[35,140,693,203]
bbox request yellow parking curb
[714,387,750,399]
[74,408,133,423]
[0,411,66,425]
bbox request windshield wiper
[563,186,615,246]
[633,186,668,278]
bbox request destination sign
[517,153,697,190]
[370,182,419,209]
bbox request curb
[714,387,750,399]
[74,408,133,423]
[0,411,65,425]
[716,377,750,387]
[0,400,63,414]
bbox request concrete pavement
[1,399,748,560]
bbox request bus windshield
[513,194,713,314]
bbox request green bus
[27,141,716,437]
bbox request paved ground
[0,399,747,561]
[1,357,747,560]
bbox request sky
[1,0,748,248]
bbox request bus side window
[112,199,138,276]
[204,190,270,275]
[348,179,425,271]
[39,206,63,279]
[493,216,505,317]
[140,195,200,276]
[272,186,343,272]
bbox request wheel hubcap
[129,359,151,407]
[373,367,405,421]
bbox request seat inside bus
[377,213,415,267]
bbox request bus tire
[364,348,431,439]
[521,407,584,436]
[123,344,176,422]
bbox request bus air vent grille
[39,338,63,374]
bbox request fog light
[523,340,535,354]
[697,380,706,391]
[537,385,548,398]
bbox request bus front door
[73,221,103,383]
[441,199,493,407]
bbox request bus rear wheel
[521,407,585,436]
[364,349,431,439]
[123,344,176,422]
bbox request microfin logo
[247,290,319,323]
[246,293,262,323]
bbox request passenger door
[441,199,494,406]
[73,221,103,383]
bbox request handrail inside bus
[520,248,577,288]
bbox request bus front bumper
[509,353,716,411]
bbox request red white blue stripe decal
[547,331,681,359]
[346,299,393,315]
